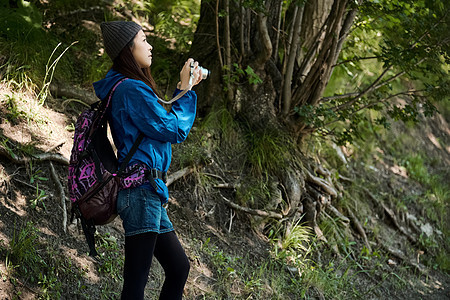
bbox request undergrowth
[1,221,87,299]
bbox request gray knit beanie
[100,21,142,60]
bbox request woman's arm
[126,81,197,144]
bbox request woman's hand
[179,58,203,90]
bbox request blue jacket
[93,69,197,203]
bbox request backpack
[68,78,143,257]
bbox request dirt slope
[0,82,449,299]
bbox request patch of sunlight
[38,226,57,237]
[0,191,28,216]
[427,132,442,150]
[390,164,409,178]
[59,244,101,283]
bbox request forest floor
[0,81,449,299]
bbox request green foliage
[2,94,25,124]
[144,0,200,53]
[201,106,243,150]
[224,63,263,91]
[236,178,271,206]
[38,42,78,104]
[172,127,212,168]
[246,128,291,176]
[0,1,73,86]
[96,233,124,283]
[6,221,43,283]
[195,236,311,298]
[401,153,429,184]
[29,183,48,211]
[28,161,48,184]
[272,221,312,268]
[202,238,240,279]
[4,221,90,298]
[310,0,449,145]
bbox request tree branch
[323,89,426,128]
[332,0,362,65]
[224,0,234,102]
[332,66,392,111]
[333,55,380,67]
[271,0,284,61]
[254,11,273,69]
[215,0,224,68]
[239,0,245,59]
[282,4,304,116]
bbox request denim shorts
[117,187,174,236]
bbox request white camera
[190,61,210,80]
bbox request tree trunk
[191,0,354,125]
[190,0,358,237]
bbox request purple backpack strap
[99,78,128,120]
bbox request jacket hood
[93,69,125,101]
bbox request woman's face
[131,30,153,68]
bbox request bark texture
[190,0,358,244]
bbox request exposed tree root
[362,187,417,244]
[166,167,194,187]
[12,178,36,189]
[375,236,426,274]
[305,168,337,198]
[326,205,350,226]
[380,201,417,244]
[213,183,237,189]
[0,147,69,165]
[220,195,284,219]
[33,153,69,165]
[49,162,67,233]
[347,207,372,252]
[50,83,97,105]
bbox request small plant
[6,221,43,283]
[236,178,271,206]
[246,129,291,176]
[201,107,240,146]
[0,137,17,160]
[30,183,48,211]
[227,63,263,86]
[96,233,124,283]
[38,41,78,105]
[39,271,62,300]
[3,94,25,123]
[200,237,241,285]
[402,153,430,184]
[28,161,49,184]
[271,220,313,272]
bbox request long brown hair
[112,39,162,98]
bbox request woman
[93,21,202,299]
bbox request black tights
[121,231,190,300]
